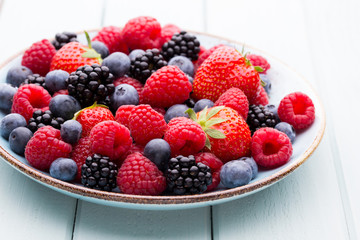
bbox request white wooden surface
[0,0,359,239]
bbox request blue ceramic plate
[0,32,325,210]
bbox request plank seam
[71,199,79,240]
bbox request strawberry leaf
[81,48,101,59]
[198,106,208,123]
[205,137,211,150]
[206,106,224,121]
[205,118,227,128]
[254,66,264,72]
[261,79,266,87]
[204,128,226,139]
[185,108,197,121]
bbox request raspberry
[71,137,94,181]
[251,127,292,168]
[247,54,271,74]
[114,105,136,129]
[113,76,143,96]
[194,44,224,71]
[53,89,69,97]
[117,152,166,195]
[11,84,51,122]
[128,105,167,145]
[250,85,269,106]
[119,143,144,165]
[21,39,57,76]
[90,120,132,164]
[164,117,206,156]
[214,87,249,119]
[25,126,72,171]
[277,92,315,130]
[122,16,162,50]
[92,26,128,54]
[159,24,181,46]
[142,66,192,108]
[152,107,166,116]
[195,152,223,192]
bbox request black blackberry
[247,104,279,134]
[183,98,195,108]
[129,48,167,84]
[66,64,115,107]
[81,154,118,191]
[51,32,78,50]
[161,31,201,61]
[166,155,212,195]
[27,110,64,133]
[24,74,47,90]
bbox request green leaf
[206,106,224,121]
[254,66,264,72]
[198,106,208,123]
[204,128,226,139]
[260,79,266,87]
[81,48,102,59]
[185,108,197,121]
[205,118,227,128]
[205,137,211,150]
[84,31,92,49]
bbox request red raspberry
[277,92,315,130]
[159,24,181,46]
[114,105,136,129]
[21,39,56,76]
[142,66,192,108]
[214,87,249,119]
[70,137,93,181]
[114,76,143,96]
[25,126,72,171]
[11,84,51,122]
[128,105,167,145]
[119,143,144,165]
[164,117,206,156]
[251,127,292,168]
[250,85,269,106]
[53,89,69,97]
[152,107,166,116]
[92,26,129,54]
[122,16,162,50]
[194,44,225,72]
[195,152,223,192]
[117,152,166,195]
[90,120,132,164]
[247,54,271,74]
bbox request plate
[0,31,326,210]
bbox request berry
[142,65,192,108]
[260,74,271,94]
[247,54,271,74]
[91,41,109,59]
[239,157,258,180]
[27,110,64,133]
[49,94,81,120]
[117,152,166,195]
[81,153,118,191]
[6,65,33,87]
[49,158,78,182]
[194,44,224,71]
[250,85,269,106]
[183,98,196,108]
[164,117,206,156]
[128,105,167,145]
[168,56,194,77]
[71,137,93,181]
[161,31,201,61]
[164,104,189,123]
[45,70,69,93]
[275,122,296,143]
[247,105,278,134]
[166,155,212,195]
[129,49,146,62]
[21,39,56,76]
[60,120,82,144]
[114,104,136,129]
[194,152,223,192]
[24,74,47,90]
[119,143,144,164]
[251,127,293,168]
[25,126,72,171]
[9,127,33,156]
[0,113,27,139]
[159,24,181,46]
[277,92,315,130]
[193,99,214,113]
[51,32,78,50]
[53,89,69,97]
[264,104,280,122]
[92,26,128,54]
[0,83,17,113]
[143,138,171,172]
[220,160,252,188]
[102,52,131,78]
[214,87,249,119]
[109,84,139,111]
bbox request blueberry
[45,70,69,93]
[49,95,81,120]
[92,41,109,59]
[102,52,131,78]
[168,56,194,77]
[164,104,189,123]
[6,65,33,87]
[260,74,271,94]
[129,49,146,62]
[49,158,78,182]
[110,84,139,111]
[0,113,27,139]
[239,157,258,180]
[264,104,280,122]
[60,120,82,144]
[220,160,253,188]
[9,127,33,156]
[144,139,171,172]
[275,122,296,143]
[187,75,194,85]
[194,99,214,113]
[0,83,17,113]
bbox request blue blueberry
[144,139,171,172]
[275,122,296,143]
[260,74,271,94]
[6,65,33,87]
[194,99,214,113]
[0,83,17,113]
[102,52,131,78]
[220,160,253,188]
[168,56,194,77]
[45,70,69,93]
[60,120,82,144]
[164,104,189,123]
[129,49,146,62]
[9,127,33,156]
[0,113,27,139]
[91,41,109,59]
[49,158,78,182]
[239,157,258,180]
[264,104,280,122]
[110,84,139,111]
[49,95,81,120]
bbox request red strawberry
[159,24,181,46]
[71,137,93,181]
[194,44,224,72]
[92,26,128,54]
[214,87,249,119]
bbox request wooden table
[0,0,358,239]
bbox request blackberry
[51,32,78,50]
[27,110,64,133]
[24,74,47,90]
[129,48,167,84]
[81,154,118,191]
[166,155,212,195]
[161,31,201,61]
[247,104,279,134]
[66,64,115,107]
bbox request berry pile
[0,16,317,196]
